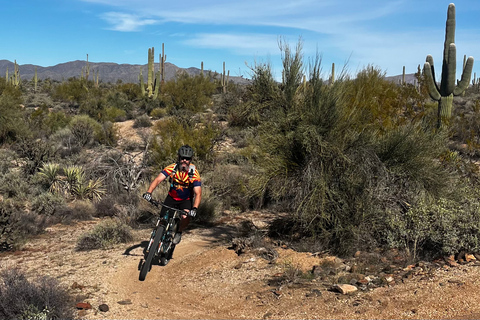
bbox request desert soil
[3,121,480,319]
[2,211,480,320]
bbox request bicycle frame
[146,199,184,255]
[139,198,185,281]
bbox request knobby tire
[139,225,165,281]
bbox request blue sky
[3,0,480,80]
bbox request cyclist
[142,145,201,265]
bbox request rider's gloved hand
[142,192,152,202]
[188,207,197,218]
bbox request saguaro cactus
[141,45,165,98]
[423,3,474,128]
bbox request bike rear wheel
[139,225,165,281]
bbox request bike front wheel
[139,225,165,281]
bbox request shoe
[172,232,182,245]
[160,257,169,266]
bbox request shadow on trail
[123,241,148,257]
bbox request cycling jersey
[161,163,201,201]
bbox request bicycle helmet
[178,145,194,158]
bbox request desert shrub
[150,107,167,119]
[105,106,127,122]
[161,73,216,112]
[0,86,28,144]
[0,268,74,320]
[105,90,134,118]
[194,187,220,225]
[133,114,152,128]
[0,148,18,175]
[228,62,280,128]
[14,138,57,175]
[243,42,474,257]
[207,163,255,211]
[49,127,81,157]
[94,196,120,217]
[52,77,88,104]
[55,200,95,224]
[451,99,480,151]
[44,109,70,135]
[69,114,102,147]
[150,115,220,165]
[1,199,48,250]
[117,82,142,101]
[138,95,165,115]
[384,189,480,259]
[76,218,133,250]
[0,200,21,251]
[0,170,38,200]
[30,192,65,216]
[96,121,119,146]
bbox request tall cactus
[423,3,474,128]
[141,46,165,98]
[147,47,154,96]
[33,67,38,93]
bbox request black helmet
[178,145,194,158]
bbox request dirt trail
[3,218,480,319]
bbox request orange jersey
[161,163,201,201]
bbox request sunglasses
[180,157,192,161]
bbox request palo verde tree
[423,3,474,129]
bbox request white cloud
[84,0,405,34]
[182,33,281,54]
[101,12,158,31]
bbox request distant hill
[385,73,418,85]
[0,60,250,85]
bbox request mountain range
[0,59,416,86]
[0,59,250,85]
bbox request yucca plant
[72,177,106,201]
[37,163,63,194]
[63,165,83,193]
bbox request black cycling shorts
[160,195,192,216]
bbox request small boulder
[76,302,92,310]
[331,284,358,295]
[99,304,109,312]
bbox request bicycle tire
[139,225,165,281]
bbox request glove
[188,208,197,218]
[142,192,152,201]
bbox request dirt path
[2,218,480,319]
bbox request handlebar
[148,198,189,215]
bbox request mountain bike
[139,199,185,281]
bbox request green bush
[133,114,152,128]
[55,200,95,224]
[69,114,102,147]
[52,77,88,104]
[150,107,167,119]
[76,218,133,250]
[0,268,74,320]
[161,73,216,112]
[30,192,65,216]
[96,121,119,146]
[242,42,476,257]
[150,115,220,164]
[105,106,127,122]
[384,187,480,259]
[0,85,28,144]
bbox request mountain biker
[142,145,201,265]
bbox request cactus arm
[445,43,457,95]
[454,56,474,96]
[424,62,442,101]
[426,55,440,93]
